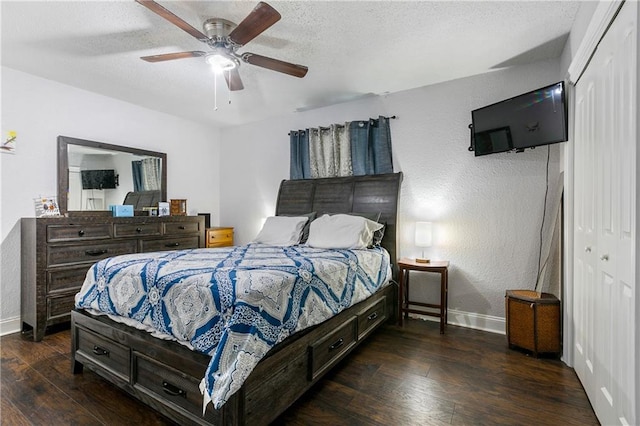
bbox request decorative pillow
[277,212,317,243]
[306,214,383,249]
[252,216,310,246]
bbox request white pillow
[252,216,309,246]
[306,214,383,249]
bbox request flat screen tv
[81,169,117,190]
[471,81,568,156]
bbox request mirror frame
[57,135,167,215]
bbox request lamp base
[415,258,431,263]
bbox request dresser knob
[136,227,142,233]
[78,230,85,236]
[600,254,609,261]
[584,246,591,253]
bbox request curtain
[131,161,143,192]
[131,158,161,191]
[350,116,393,176]
[289,116,393,179]
[309,124,352,178]
[290,130,310,180]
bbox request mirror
[57,136,167,214]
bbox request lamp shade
[415,222,433,247]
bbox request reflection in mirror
[57,136,167,214]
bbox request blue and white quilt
[75,243,391,410]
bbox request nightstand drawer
[309,317,357,380]
[206,227,234,248]
[47,293,77,320]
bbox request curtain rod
[288,116,397,136]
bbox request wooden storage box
[505,290,561,357]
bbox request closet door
[573,1,636,425]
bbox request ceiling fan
[135,0,308,91]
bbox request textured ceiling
[1,1,580,128]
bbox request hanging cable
[534,145,551,292]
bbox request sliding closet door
[572,1,637,425]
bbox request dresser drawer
[47,240,138,267]
[47,223,112,242]
[163,221,200,235]
[309,317,357,380]
[47,293,77,320]
[75,326,130,381]
[114,222,161,238]
[134,353,217,423]
[47,266,90,293]
[206,228,234,248]
[139,236,200,253]
[357,296,387,340]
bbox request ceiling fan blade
[228,2,281,46]
[224,68,245,91]
[141,51,207,62]
[136,0,208,42]
[242,53,308,78]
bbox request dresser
[205,226,234,248]
[21,215,204,341]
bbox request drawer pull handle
[92,345,110,357]
[78,230,85,236]
[367,312,378,321]
[165,242,180,247]
[329,338,344,351]
[85,249,108,256]
[162,381,186,398]
[178,226,186,230]
[136,227,142,233]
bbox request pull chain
[214,72,218,111]
[227,69,232,105]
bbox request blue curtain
[131,161,143,192]
[290,130,310,180]
[350,116,393,176]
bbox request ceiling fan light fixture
[206,53,237,74]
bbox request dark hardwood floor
[1,320,598,425]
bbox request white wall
[0,66,221,333]
[220,58,563,333]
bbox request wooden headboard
[275,172,403,279]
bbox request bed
[71,172,402,425]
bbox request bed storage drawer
[140,236,200,252]
[134,353,217,423]
[75,326,130,381]
[357,296,387,340]
[309,316,357,380]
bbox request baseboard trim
[0,317,21,336]
[408,308,505,335]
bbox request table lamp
[415,221,432,263]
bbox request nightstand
[205,227,234,248]
[398,258,450,334]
